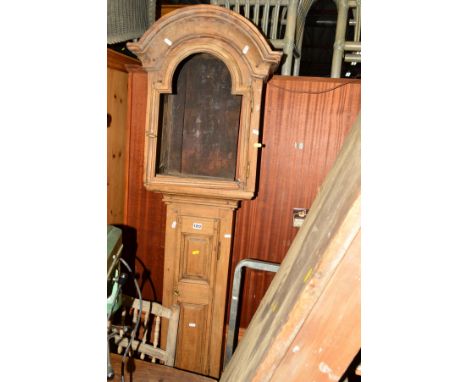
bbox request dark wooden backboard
[159,54,241,180]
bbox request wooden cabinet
[159,196,238,377]
[127,5,280,378]
[107,49,140,224]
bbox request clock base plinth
[160,194,239,378]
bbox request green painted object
[107,225,123,316]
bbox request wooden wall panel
[123,68,167,303]
[231,76,361,328]
[220,116,361,382]
[107,49,139,224]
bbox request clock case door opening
[157,53,242,181]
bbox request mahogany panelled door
[127,5,281,378]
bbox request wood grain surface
[107,49,140,73]
[220,114,361,382]
[123,69,167,303]
[107,49,140,225]
[230,76,361,328]
[269,231,361,382]
[122,75,360,331]
[109,353,216,382]
[107,66,129,225]
[160,54,241,180]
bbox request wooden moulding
[221,114,361,382]
[107,49,140,72]
[127,5,282,200]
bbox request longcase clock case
[128,5,281,377]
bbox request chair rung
[116,337,168,361]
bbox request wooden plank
[230,76,361,328]
[270,231,361,382]
[220,114,361,381]
[109,353,217,382]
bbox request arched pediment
[127,5,282,93]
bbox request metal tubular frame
[212,0,300,75]
[331,0,361,78]
[223,259,280,367]
[292,0,314,75]
[344,41,361,51]
[344,53,361,62]
[281,0,299,75]
[330,0,349,78]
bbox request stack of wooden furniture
[107,4,361,381]
[108,114,361,381]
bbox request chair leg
[164,304,180,367]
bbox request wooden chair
[109,294,180,366]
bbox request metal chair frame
[223,258,280,367]
[331,0,361,78]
